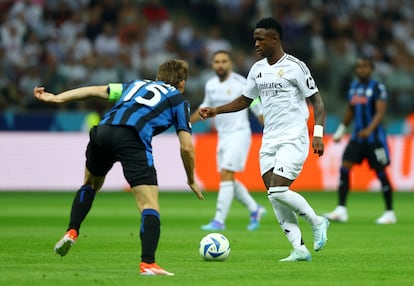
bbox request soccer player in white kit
[199,17,330,262]
[191,50,266,231]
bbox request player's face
[254,28,278,58]
[212,53,232,80]
[355,59,373,80]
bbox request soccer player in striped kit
[324,57,396,224]
[33,59,204,276]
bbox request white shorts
[259,136,309,180]
[217,129,251,172]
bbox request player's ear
[178,79,186,93]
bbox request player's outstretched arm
[33,86,109,104]
[190,108,202,124]
[199,95,252,120]
[177,130,204,200]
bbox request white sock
[269,199,302,248]
[234,180,258,213]
[268,186,321,226]
[213,181,234,223]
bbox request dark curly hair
[255,17,284,40]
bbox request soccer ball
[199,233,230,261]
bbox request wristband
[313,125,324,137]
[333,123,346,140]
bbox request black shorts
[342,140,390,170]
[86,125,157,187]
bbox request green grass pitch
[0,191,413,286]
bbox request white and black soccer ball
[199,233,230,261]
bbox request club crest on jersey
[277,69,284,78]
[306,76,316,89]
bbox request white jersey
[200,72,262,134]
[243,53,318,143]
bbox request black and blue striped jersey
[347,79,387,144]
[100,79,191,151]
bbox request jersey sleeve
[376,82,388,101]
[242,66,259,100]
[293,62,319,98]
[174,100,192,134]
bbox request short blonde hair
[156,59,188,88]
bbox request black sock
[376,171,393,210]
[68,185,96,233]
[140,209,160,264]
[338,167,350,206]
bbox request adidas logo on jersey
[276,167,284,173]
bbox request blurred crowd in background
[1,0,414,132]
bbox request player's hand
[199,107,217,121]
[312,137,324,157]
[33,86,56,102]
[357,129,371,139]
[188,182,204,200]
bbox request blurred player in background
[190,50,266,231]
[199,17,329,262]
[324,57,396,224]
[33,59,204,276]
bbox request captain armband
[107,83,123,101]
